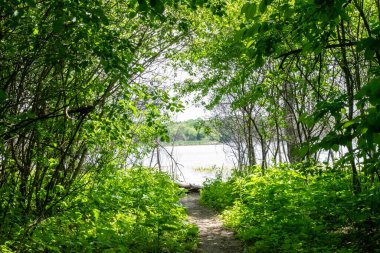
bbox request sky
[174,105,211,121]
[142,61,211,122]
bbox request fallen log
[177,182,203,193]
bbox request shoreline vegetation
[163,140,221,147]
[166,119,221,146]
[200,165,380,252]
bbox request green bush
[17,167,198,252]
[201,165,380,252]
[200,175,237,211]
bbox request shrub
[201,165,380,252]
[200,175,237,211]
[21,167,198,252]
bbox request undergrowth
[200,164,380,252]
[2,167,198,252]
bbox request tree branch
[277,41,357,69]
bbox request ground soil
[181,192,243,253]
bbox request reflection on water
[144,144,236,185]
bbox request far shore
[162,141,221,147]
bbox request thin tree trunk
[338,20,361,193]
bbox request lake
[143,143,336,186]
[144,144,236,185]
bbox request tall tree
[0,0,198,248]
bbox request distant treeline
[167,119,220,144]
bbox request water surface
[145,144,236,185]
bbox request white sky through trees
[174,105,210,121]
[147,63,209,122]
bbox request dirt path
[181,192,243,253]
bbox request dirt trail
[181,192,243,253]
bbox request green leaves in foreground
[201,166,380,252]
[21,168,198,252]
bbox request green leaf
[53,18,64,32]
[0,89,6,103]
[241,3,257,20]
[93,209,100,221]
[33,27,39,36]
[342,120,355,129]
[368,78,380,105]
[150,0,165,14]
[128,11,137,19]
[254,54,264,67]
[246,40,255,48]
[259,0,273,13]
[373,133,380,144]
[364,49,375,60]
[25,0,37,7]
[299,114,315,128]
[129,104,137,115]
[138,0,149,12]
[297,145,309,157]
